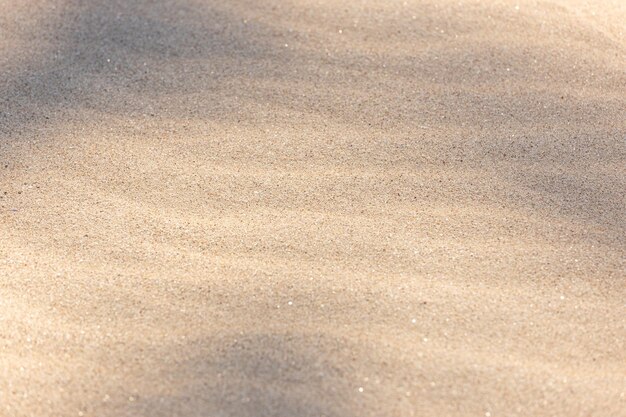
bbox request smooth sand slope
[1,0,625,416]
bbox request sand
[1,0,625,416]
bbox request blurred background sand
[1,0,625,416]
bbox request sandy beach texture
[1,0,625,416]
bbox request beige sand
[1,0,625,416]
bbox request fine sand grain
[1,0,625,416]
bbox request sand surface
[1,0,625,416]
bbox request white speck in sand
[358,387,364,393]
